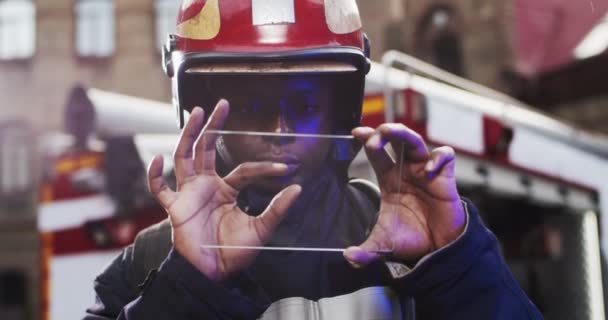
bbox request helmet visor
[178,71,363,134]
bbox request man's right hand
[146,100,301,281]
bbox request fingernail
[425,160,434,171]
[272,163,288,170]
[349,262,362,269]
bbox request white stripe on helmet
[324,0,362,34]
[252,0,296,26]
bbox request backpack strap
[131,219,172,289]
[348,178,380,210]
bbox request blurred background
[0,0,608,319]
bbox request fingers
[147,155,177,210]
[352,124,429,177]
[353,126,394,176]
[194,99,230,174]
[253,185,302,243]
[352,126,375,140]
[378,123,429,162]
[425,146,456,179]
[223,162,290,191]
[174,107,205,185]
[341,209,394,268]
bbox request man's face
[207,74,335,192]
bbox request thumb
[343,246,380,268]
[343,237,392,268]
[253,185,302,243]
[147,154,177,210]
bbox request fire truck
[29,52,608,320]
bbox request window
[75,0,115,57]
[432,29,465,76]
[0,123,33,197]
[0,0,35,60]
[155,0,180,51]
[416,6,466,76]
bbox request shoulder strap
[131,219,172,288]
[348,178,380,210]
[346,178,381,236]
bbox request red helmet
[162,0,371,131]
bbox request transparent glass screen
[197,130,404,253]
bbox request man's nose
[272,113,291,133]
[262,113,295,145]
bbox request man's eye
[286,93,321,115]
[237,102,260,113]
[290,103,320,115]
[290,103,321,117]
[303,104,320,113]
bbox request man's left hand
[344,123,466,267]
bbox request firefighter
[84,1,542,319]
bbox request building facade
[0,0,517,133]
[377,0,514,91]
[0,0,606,132]
[0,0,174,132]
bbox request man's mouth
[272,160,300,175]
[257,154,300,164]
[256,154,301,177]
